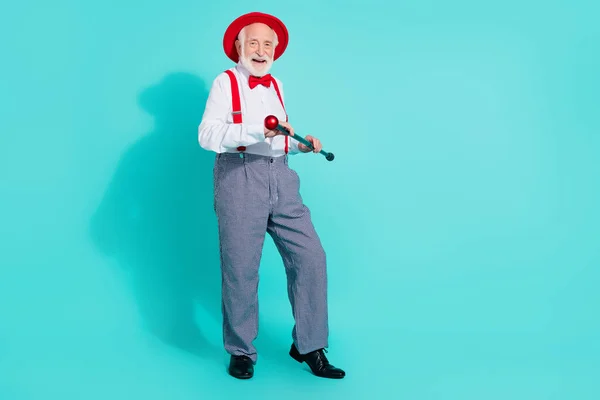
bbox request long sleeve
[198,73,266,153]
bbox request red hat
[222,12,289,63]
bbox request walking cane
[264,115,335,161]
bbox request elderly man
[198,12,345,380]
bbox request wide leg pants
[213,152,329,362]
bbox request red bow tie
[249,74,272,89]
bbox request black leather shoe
[289,344,345,379]
[228,355,254,379]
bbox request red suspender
[224,70,242,123]
[225,70,245,151]
[224,69,289,154]
[270,77,289,153]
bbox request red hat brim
[223,12,289,63]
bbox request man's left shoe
[289,344,346,379]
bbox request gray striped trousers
[212,152,328,362]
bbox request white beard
[240,52,273,77]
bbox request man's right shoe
[228,355,254,379]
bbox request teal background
[1,0,599,398]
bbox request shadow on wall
[89,72,222,359]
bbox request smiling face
[236,22,278,77]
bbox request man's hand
[264,121,294,138]
[298,135,322,153]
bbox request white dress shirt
[198,62,300,156]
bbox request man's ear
[235,39,241,55]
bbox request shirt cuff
[287,137,301,154]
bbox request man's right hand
[264,121,294,138]
[264,127,279,138]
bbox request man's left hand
[298,135,322,153]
